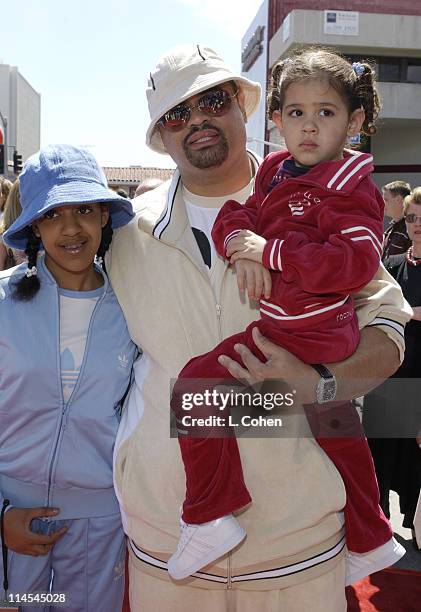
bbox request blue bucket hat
[4,144,134,250]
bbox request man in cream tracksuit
[107,45,411,612]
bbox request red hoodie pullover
[212,149,384,327]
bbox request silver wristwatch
[312,363,337,404]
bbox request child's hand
[3,506,68,556]
[226,230,267,264]
[234,260,271,301]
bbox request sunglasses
[405,214,421,224]
[157,88,238,132]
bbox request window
[378,58,401,82]
[406,59,421,83]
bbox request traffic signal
[13,150,22,174]
[0,144,4,174]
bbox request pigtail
[267,59,290,119]
[11,230,41,301]
[95,217,113,273]
[353,62,380,136]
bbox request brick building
[242,0,421,188]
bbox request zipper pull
[216,304,222,318]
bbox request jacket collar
[135,150,261,273]
[36,253,109,292]
[263,149,374,195]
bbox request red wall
[269,0,421,40]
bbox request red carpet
[346,567,421,611]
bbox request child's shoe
[345,537,405,585]
[167,514,246,580]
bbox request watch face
[324,380,337,401]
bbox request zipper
[227,551,232,589]
[46,285,105,507]
[46,285,66,508]
[216,303,222,341]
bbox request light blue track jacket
[0,256,137,519]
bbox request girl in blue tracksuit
[0,144,137,612]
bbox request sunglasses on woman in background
[405,214,421,224]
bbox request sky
[1,0,263,169]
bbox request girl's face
[272,78,365,167]
[32,203,109,290]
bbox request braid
[353,62,380,136]
[12,230,41,301]
[267,60,288,119]
[96,217,113,273]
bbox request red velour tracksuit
[171,150,392,553]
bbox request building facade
[242,0,421,188]
[0,64,40,177]
[103,166,173,198]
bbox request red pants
[171,316,392,554]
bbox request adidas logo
[118,354,129,368]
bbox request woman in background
[0,179,26,270]
[364,187,421,550]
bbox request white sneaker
[346,537,406,585]
[167,514,246,580]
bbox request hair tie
[25,266,38,278]
[352,62,365,77]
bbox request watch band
[311,363,334,380]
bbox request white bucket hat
[146,44,262,155]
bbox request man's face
[382,189,404,220]
[157,83,247,173]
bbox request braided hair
[96,216,113,273]
[267,46,380,137]
[12,210,115,301]
[11,229,41,301]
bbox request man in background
[382,181,412,260]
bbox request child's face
[32,203,109,289]
[272,78,365,167]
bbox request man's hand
[218,326,400,404]
[3,507,68,556]
[218,326,315,402]
[234,260,271,301]
[226,230,267,264]
[412,306,421,321]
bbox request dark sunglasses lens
[198,90,231,116]
[406,214,416,223]
[162,105,190,130]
